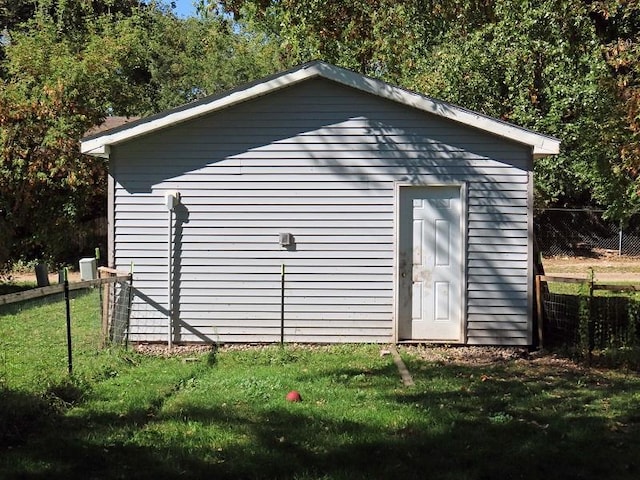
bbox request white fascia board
[81,144,110,158]
[313,62,561,157]
[80,66,322,157]
[80,61,560,158]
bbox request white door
[398,186,463,341]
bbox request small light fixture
[164,191,180,211]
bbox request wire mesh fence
[102,278,134,346]
[538,276,640,357]
[535,209,640,257]
[0,287,99,390]
[0,275,132,391]
[541,288,583,346]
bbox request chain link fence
[535,209,640,257]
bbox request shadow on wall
[114,79,530,195]
[114,77,533,341]
[171,202,192,343]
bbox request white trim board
[81,61,560,159]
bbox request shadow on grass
[0,282,34,296]
[1,361,639,479]
[0,380,87,449]
[0,389,52,449]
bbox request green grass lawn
[1,293,640,479]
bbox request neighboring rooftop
[84,116,141,137]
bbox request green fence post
[64,268,73,376]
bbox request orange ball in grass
[286,390,302,402]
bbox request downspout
[164,191,180,348]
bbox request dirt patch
[543,255,640,282]
[401,345,529,365]
[3,270,81,285]
[400,344,584,371]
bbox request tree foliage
[0,0,283,268]
[0,8,144,265]
[219,0,640,218]
[2,0,640,269]
[414,1,630,213]
[591,1,640,206]
[137,11,283,113]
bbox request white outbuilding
[81,61,560,346]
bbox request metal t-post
[64,269,73,375]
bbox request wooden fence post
[100,272,110,347]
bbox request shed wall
[111,78,532,344]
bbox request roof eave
[533,144,561,160]
[80,64,324,157]
[312,62,562,157]
[81,144,110,158]
[80,61,561,158]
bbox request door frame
[393,182,468,343]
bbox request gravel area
[132,342,335,357]
[134,343,218,357]
[399,344,584,370]
[132,342,583,371]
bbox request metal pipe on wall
[164,191,180,348]
[167,207,173,348]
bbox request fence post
[280,264,285,346]
[101,276,110,347]
[125,273,134,349]
[587,269,595,365]
[619,221,623,256]
[64,272,73,376]
[535,275,544,349]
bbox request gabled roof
[81,61,560,159]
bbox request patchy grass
[1,347,640,478]
[545,278,640,297]
[2,296,640,479]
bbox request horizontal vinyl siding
[466,181,530,344]
[113,78,531,344]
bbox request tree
[0,1,284,268]
[216,1,496,82]
[414,1,632,214]
[217,0,639,218]
[590,0,640,214]
[0,0,142,69]
[139,10,285,113]
[0,11,143,265]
